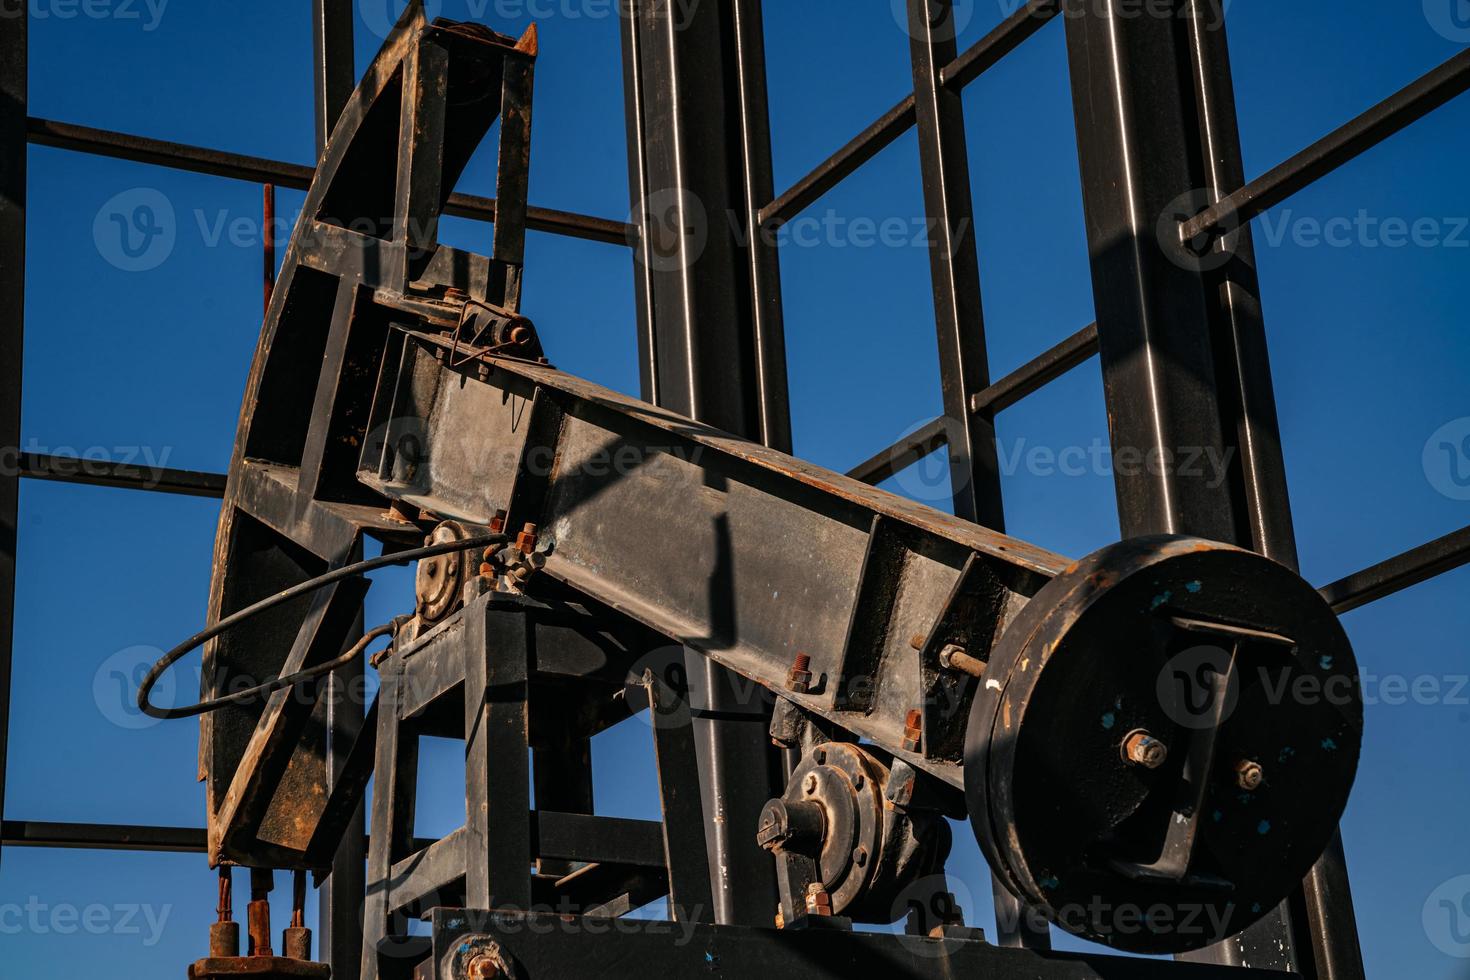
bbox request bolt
[1235,759,1264,791]
[1121,730,1169,769]
[910,633,926,650]
[489,509,508,535]
[803,773,818,795]
[939,643,986,679]
[467,955,504,979]
[805,882,833,917]
[786,652,813,694]
[852,846,868,868]
[516,522,538,555]
[902,709,923,753]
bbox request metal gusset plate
[965,535,1362,954]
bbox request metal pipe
[1180,47,1470,245]
[25,117,635,246]
[0,1,24,875]
[18,453,227,498]
[1321,524,1470,615]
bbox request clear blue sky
[3,2,1469,977]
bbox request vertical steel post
[311,5,362,975]
[1181,4,1363,976]
[905,0,1046,948]
[312,0,356,157]
[904,0,1004,532]
[1063,1,1361,974]
[0,0,25,873]
[620,0,790,926]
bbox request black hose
[136,532,508,720]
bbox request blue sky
[3,2,1469,977]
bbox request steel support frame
[904,0,1041,948]
[620,0,790,928]
[1061,0,1360,974]
[0,0,25,874]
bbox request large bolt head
[1121,729,1168,769]
[1235,759,1265,791]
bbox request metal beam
[846,323,1100,488]
[1,821,207,854]
[1063,1,1362,973]
[759,0,1060,229]
[312,0,355,157]
[1181,47,1470,246]
[25,118,633,246]
[620,0,789,927]
[19,452,227,498]
[0,0,24,874]
[906,0,1003,531]
[1321,524,1470,615]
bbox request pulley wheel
[965,535,1362,953]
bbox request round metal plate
[965,535,1362,953]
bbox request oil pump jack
[138,7,1362,979]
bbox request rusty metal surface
[189,957,332,978]
[966,535,1362,953]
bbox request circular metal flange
[786,742,887,914]
[416,521,472,622]
[965,535,1362,954]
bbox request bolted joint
[902,708,923,753]
[1121,729,1169,769]
[805,882,833,917]
[938,643,986,679]
[786,652,813,694]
